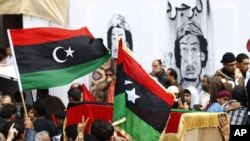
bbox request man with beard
[174,20,208,92]
[165,68,183,93]
[199,74,213,109]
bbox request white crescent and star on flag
[125,80,140,104]
[52,46,75,63]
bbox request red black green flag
[113,40,175,141]
[66,102,113,134]
[8,27,110,90]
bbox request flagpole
[7,29,28,118]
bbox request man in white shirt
[6,47,13,65]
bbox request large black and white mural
[24,0,250,106]
[165,0,213,92]
[90,13,133,94]
[107,14,133,59]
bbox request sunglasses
[105,73,113,76]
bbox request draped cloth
[165,110,229,141]
[0,0,68,25]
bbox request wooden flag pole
[7,29,28,118]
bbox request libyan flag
[8,27,110,90]
[113,40,175,141]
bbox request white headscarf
[185,87,199,109]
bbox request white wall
[22,0,250,106]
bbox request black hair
[67,88,81,101]
[13,91,26,103]
[107,25,133,51]
[65,124,78,140]
[37,89,49,94]
[90,119,114,141]
[0,48,7,60]
[183,89,191,95]
[236,53,249,63]
[33,100,47,116]
[2,120,24,140]
[167,68,178,80]
[155,59,162,66]
[0,104,17,119]
[232,85,247,106]
[20,104,33,118]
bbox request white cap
[167,86,179,94]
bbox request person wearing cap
[210,52,244,106]
[206,90,231,112]
[174,19,208,92]
[167,85,180,108]
[217,90,231,112]
[178,87,200,110]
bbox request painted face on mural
[111,27,126,58]
[179,34,202,80]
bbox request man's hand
[178,99,189,110]
[76,116,89,141]
[218,113,230,141]
[24,116,34,128]
[235,68,243,78]
[7,123,18,141]
[225,101,240,112]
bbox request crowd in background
[149,52,250,125]
[0,42,250,140]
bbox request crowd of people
[0,37,250,140]
[0,84,118,141]
[150,52,250,125]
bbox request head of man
[33,100,47,117]
[70,83,82,92]
[221,52,237,74]
[175,20,208,81]
[90,120,114,141]
[201,74,213,92]
[0,104,17,121]
[6,46,12,56]
[67,88,81,102]
[105,68,116,82]
[0,95,13,107]
[65,124,78,141]
[151,59,163,76]
[107,14,133,58]
[37,89,49,99]
[236,53,250,74]
[165,68,178,85]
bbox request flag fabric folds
[9,27,110,90]
[66,102,113,134]
[113,40,175,141]
[82,83,95,101]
